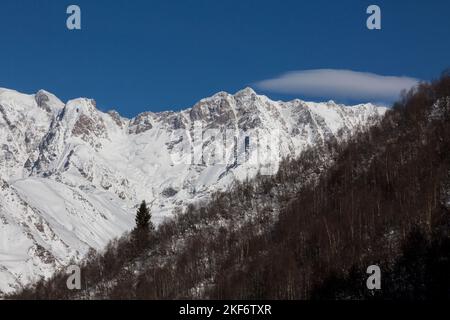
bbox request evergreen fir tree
[135,200,154,231]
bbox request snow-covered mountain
[0,86,386,294]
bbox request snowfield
[0,86,387,294]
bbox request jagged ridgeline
[7,72,450,300]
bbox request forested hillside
[10,72,450,300]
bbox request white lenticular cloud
[256,69,420,101]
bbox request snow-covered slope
[0,87,386,294]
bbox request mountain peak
[235,87,257,97]
[35,89,64,113]
[36,89,53,96]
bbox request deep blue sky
[0,0,449,117]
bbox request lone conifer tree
[135,200,154,232]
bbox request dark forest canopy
[9,71,450,300]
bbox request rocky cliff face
[0,87,386,294]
